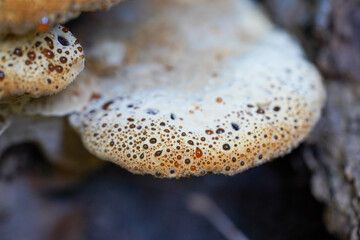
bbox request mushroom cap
[0,0,125,35]
[0,25,85,102]
[69,0,325,178]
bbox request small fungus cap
[0,0,125,35]
[70,0,326,178]
[0,25,85,101]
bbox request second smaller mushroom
[0,25,85,103]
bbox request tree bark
[260,0,360,239]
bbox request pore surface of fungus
[0,0,125,35]
[70,0,325,178]
[0,25,85,102]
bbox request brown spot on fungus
[37,16,51,32]
[60,56,67,64]
[195,148,203,158]
[43,49,55,59]
[13,48,23,57]
[222,144,231,151]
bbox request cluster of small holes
[0,25,85,98]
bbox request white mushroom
[69,0,326,178]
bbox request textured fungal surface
[0,0,125,35]
[0,25,85,101]
[70,0,325,178]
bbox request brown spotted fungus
[0,25,85,102]
[69,0,326,178]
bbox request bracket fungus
[69,0,326,178]
[0,25,85,102]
